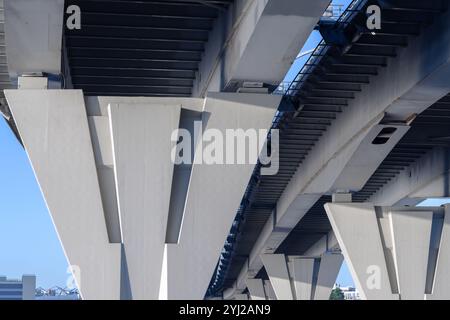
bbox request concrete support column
[5,90,122,300]
[313,253,344,300]
[260,254,294,300]
[325,203,450,300]
[246,278,267,300]
[260,253,343,300]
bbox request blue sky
[0,0,354,291]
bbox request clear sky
[0,118,69,288]
[2,0,444,293]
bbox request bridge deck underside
[64,0,234,97]
[210,0,450,296]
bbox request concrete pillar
[167,93,281,299]
[108,102,181,299]
[246,278,267,300]
[324,203,447,300]
[428,205,450,300]
[233,294,249,300]
[313,253,344,300]
[263,280,277,300]
[261,254,294,300]
[261,253,343,300]
[5,89,208,300]
[21,275,36,300]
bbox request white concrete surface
[314,253,344,300]
[227,2,450,296]
[290,258,314,300]
[246,278,267,300]
[193,0,330,95]
[324,203,395,300]
[5,90,121,300]
[368,148,450,206]
[390,209,433,300]
[167,92,280,299]
[109,102,181,299]
[261,254,293,300]
[325,203,449,300]
[428,205,450,300]
[4,0,64,80]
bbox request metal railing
[277,0,366,97]
[323,4,345,19]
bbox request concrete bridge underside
[3,0,450,301]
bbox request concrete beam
[108,102,181,299]
[428,205,450,300]
[246,278,267,300]
[313,253,343,300]
[290,258,315,300]
[192,0,330,96]
[369,147,450,206]
[259,253,342,300]
[84,96,203,299]
[5,90,121,299]
[261,254,294,300]
[4,0,64,80]
[167,93,280,299]
[226,4,450,294]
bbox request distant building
[35,287,80,300]
[340,286,361,300]
[0,275,36,300]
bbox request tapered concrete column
[6,90,208,300]
[4,0,64,80]
[428,205,450,300]
[263,280,277,300]
[108,102,181,300]
[261,254,294,300]
[233,294,249,300]
[324,203,448,300]
[260,253,343,300]
[5,90,121,299]
[291,258,315,300]
[246,278,267,300]
[314,254,344,300]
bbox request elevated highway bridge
[2,0,450,300]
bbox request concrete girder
[192,0,330,96]
[260,254,294,300]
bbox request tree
[330,287,345,300]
